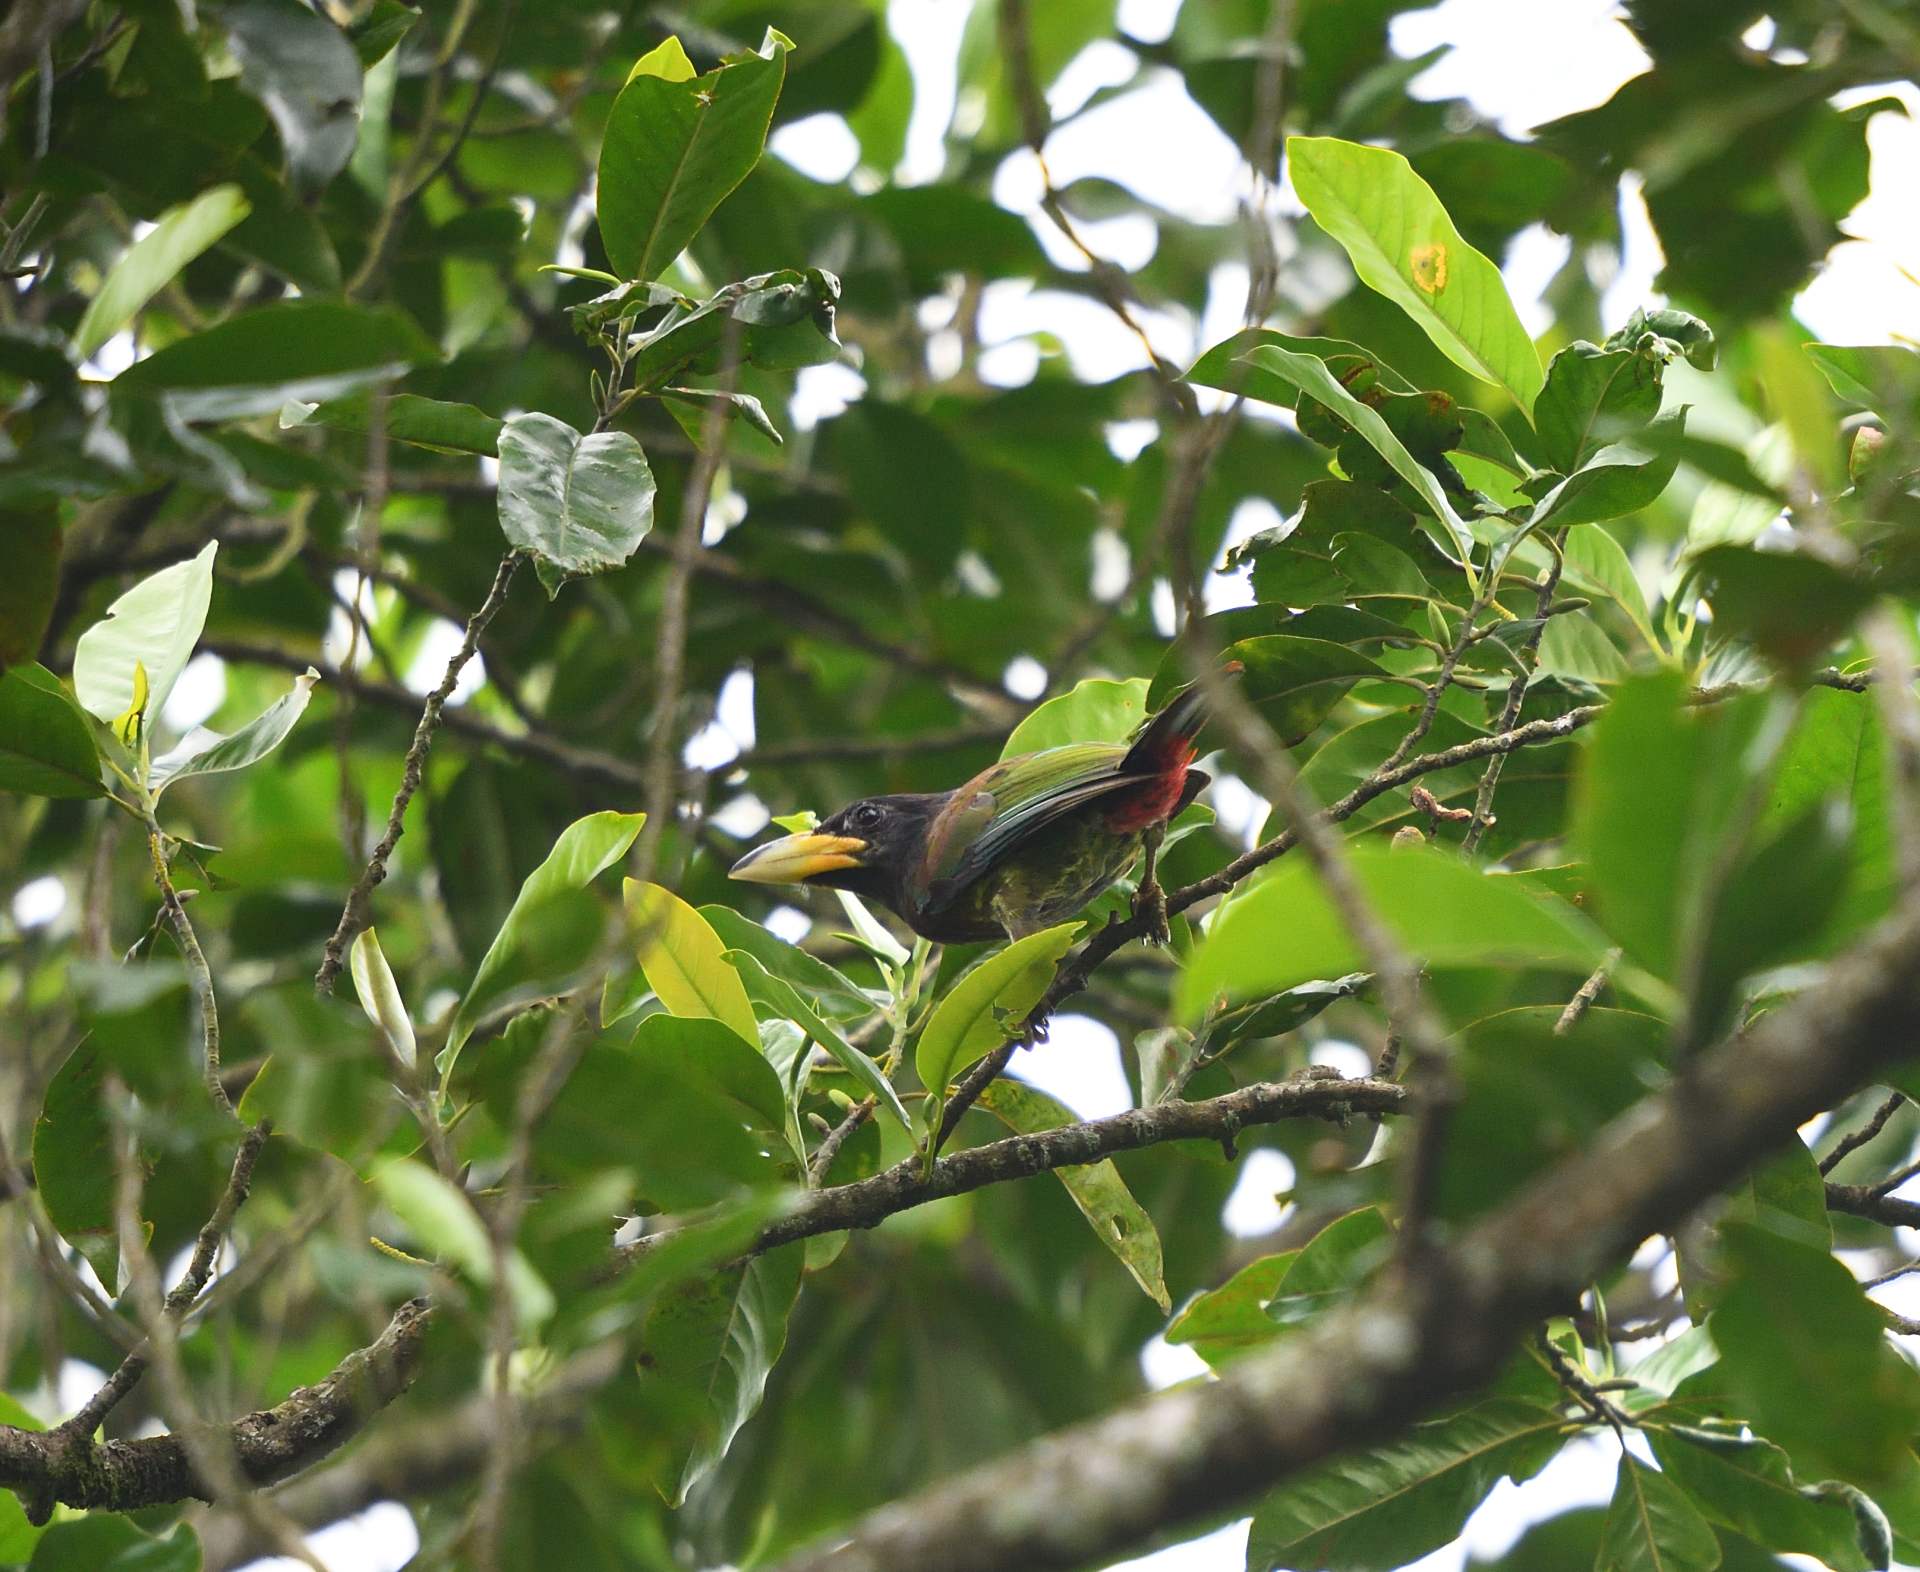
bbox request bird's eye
[850,802,883,831]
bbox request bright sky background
[19,2,1910,1568]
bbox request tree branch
[767,890,1920,1572]
[0,1299,432,1525]
[622,1072,1407,1273]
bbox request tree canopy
[4,2,1920,1570]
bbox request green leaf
[442,811,644,1079]
[618,269,842,390]
[31,1043,125,1293]
[597,30,791,281]
[1651,1420,1871,1570]
[1264,1206,1392,1329]
[279,390,503,456]
[1247,1395,1566,1571]
[71,540,215,723]
[1711,1220,1920,1488]
[348,926,415,1072]
[1435,1007,1667,1223]
[1239,344,1476,569]
[978,1079,1170,1312]
[1563,522,1659,654]
[0,665,103,798]
[495,412,657,598]
[619,1014,798,1208]
[1804,342,1920,423]
[1201,973,1371,1053]
[1000,677,1149,757]
[26,1518,199,1572]
[914,922,1080,1101]
[148,665,318,793]
[631,1242,803,1504]
[1534,340,1667,474]
[374,1157,553,1331]
[1574,670,1761,982]
[0,508,59,672]
[74,184,250,360]
[1166,1250,1298,1368]
[346,0,419,68]
[698,905,875,1022]
[728,951,910,1132]
[1150,635,1384,746]
[1529,407,1687,529]
[1595,1454,1721,1572]
[1693,544,1873,670]
[621,879,761,1046]
[221,0,364,191]
[1179,845,1607,1019]
[628,34,696,84]
[116,301,437,418]
[1187,329,1417,408]
[1287,135,1544,415]
[836,889,910,968]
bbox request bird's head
[728,794,941,914]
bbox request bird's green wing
[917,741,1139,904]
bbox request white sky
[219,2,1920,1568]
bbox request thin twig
[58,1121,272,1441]
[1819,1089,1909,1176]
[1554,949,1622,1037]
[1463,536,1568,854]
[316,551,521,993]
[145,820,233,1117]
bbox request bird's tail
[1120,663,1240,775]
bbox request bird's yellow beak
[729,832,868,885]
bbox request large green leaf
[1288,135,1544,415]
[1001,677,1148,757]
[442,811,645,1080]
[71,539,216,723]
[978,1079,1169,1311]
[373,1157,553,1331]
[1528,408,1687,529]
[1803,342,1920,424]
[280,390,504,456]
[0,508,59,671]
[1533,340,1667,475]
[115,301,436,419]
[221,0,364,190]
[698,906,875,1023]
[631,1242,803,1504]
[73,184,250,360]
[1711,1221,1920,1488]
[1264,1206,1392,1330]
[728,951,911,1133]
[1650,1421,1871,1570]
[914,922,1080,1103]
[31,1043,125,1292]
[1149,635,1385,747]
[597,31,790,281]
[25,1518,200,1572]
[1595,1454,1721,1572]
[1247,1395,1567,1571]
[618,1013,797,1209]
[1179,844,1607,1019]
[148,666,318,793]
[620,879,760,1046]
[1165,1250,1298,1369]
[495,412,657,598]
[1238,343,1477,568]
[0,665,103,799]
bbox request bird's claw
[1135,876,1171,946]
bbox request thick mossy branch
[0,1299,432,1524]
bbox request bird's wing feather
[918,742,1145,905]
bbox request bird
[728,681,1218,943]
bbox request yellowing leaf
[627,34,695,84]
[623,879,760,1045]
[980,1080,1170,1311]
[1288,136,1543,416]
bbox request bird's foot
[1135,875,1171,946]
[1134,824,1171,945]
